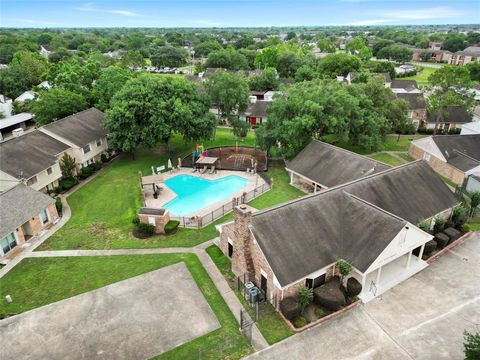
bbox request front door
[260,274,267,295]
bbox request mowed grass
[206,245,294,345]
[0,254,252,359]
[368,153,405,167]
[39,129,303,250]
[402,66,436,86]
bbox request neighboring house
[461,122,480,135]
[264,91,281,101]
[15,90,36,103]
[0,183,59,261]
[39,45,51,58]
[395,93,427,129]
[0,113,34,141]
[218,161,458,306]
[388,80,421,94]
[240,99,271,127]
[449,46,480,66]
[411,49,452,63]
[0,94,13,118]
[429,42,443,51]
[409,135,480,185]
[421,105,471,131]
[466,174,480,192]
[285,140,390,192]
[0,130,69,192]
[39,108,108,170]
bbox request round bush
[313,281,346,311]
[346,277,362,297]
[280,297,301,321]
[423,240,437,256]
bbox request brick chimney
[232,205,255,281]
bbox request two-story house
[39,108,108,171]
[0,130,70,192]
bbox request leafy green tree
[248,67,279,91]
[317,39,335,53]
[105,74,214,156]
[442,33,467,52]
[205,48,248,70]
[285,32,297,41]
[60,153,77,178]
[377,45,412,63]
[194,41,223,57]
[121,50,145,68]
[336,259,352,281]
[364,60,396,79]
[31,88,88,126]
[466,62,480,82]
[151,46,188,68]
[205,71,250,125]
[48,47,73,63]
[277,52,304,78]
[346,36,372,61]
[428,65,472,92]
[254,46,279,69]
[126,33,146,50]
[463,330,480,360]
[317,53,361,78]
[468,191,480,217]
[298,286,314,314]
[92,66,133,111]
[0,51,48,98]
[295,64,316,82]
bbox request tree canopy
[92,66,133,111]
[104,74,215,155]
[204,48,248,70]
[151,46,189,68]
[317,53,361,78]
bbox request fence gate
[240,309,254,342]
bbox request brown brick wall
[409,144,465,185]
[139,212,171,234]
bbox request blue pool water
[163,175,250,216]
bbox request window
[82,144,91,154]
[47,167,53,175]
[305,274,326,289]
[0,232,17,255]
[39,209,49,225]
[96,139,102,147]
[423,153,431,161]
[27,176,38,186]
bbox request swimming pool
[163,175,250,216]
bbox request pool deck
[142,168,266,218]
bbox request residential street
[246,232,480,360]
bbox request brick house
[0,183,59,261]
[138,208,171,234]
[240,99,271,127]
[218,161,458,306]
[449,46,480,66]
[409,135,480,185]
[285,140,390,192]
[39,108,109,172]
[395,93,427,129]
[421,105,471,132]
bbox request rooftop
[431,134,480,172]
[426,106,471,124]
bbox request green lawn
[206,245,293,345]
[368,153,405,167]
[39,130,302,251]
[0,254,252,359]
[402,66,436,86]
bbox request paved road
[1,263,220,360]
[246,232,480,360]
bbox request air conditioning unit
[12,128,24,137]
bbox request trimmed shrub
[79,166,94,179]
[313,279,346,311]
[462,224,471,233]
[101,153,108,163]
[90,162,102,171]
[314,307,325,318]
[423,240,437,257]
[444,227,462,244]
[55,197,63,214]
[132,216,140,225]
[293,316,307,328]
[135,223,155,237]
[433,217,446,233]
[448,128,461,135]
[59,177,78,191]
[346,277,362,297]
[452,205,468,229]
[298,286,314,313]
[164,220,180,234]
[434,232,450,249]
[280,297,301,321]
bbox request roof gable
[431,134,480,171]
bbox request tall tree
[92,66,133,111]
[317,53,361,78]
[205,71,250,129]
[205,48,248,70]
[248,67,279,91]
[151,46,188,68]
[31,88,88,126]
[317,39,335,53]
[346,36,372,61]
[104,74,215,156]
[121,50,145,68]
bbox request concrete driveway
[247,232,480,360]
[1,263,220,360]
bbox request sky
[0,0,479,28]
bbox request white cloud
[75,3,140,17]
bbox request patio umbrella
[167,159,172,169]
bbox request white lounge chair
[209,166,215,174]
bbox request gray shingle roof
[426,106,471,124]
[0,184,55,239]
[431,134,480,172]
[41,108,106,147]
[244,101,271,118]
[286,140,390,188]
[249,160,458,286]
[396,93,426,110]
[0,130,69,179]
[391,80,418,91]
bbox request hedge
[59,177,78,191]
[165,220,180,234]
